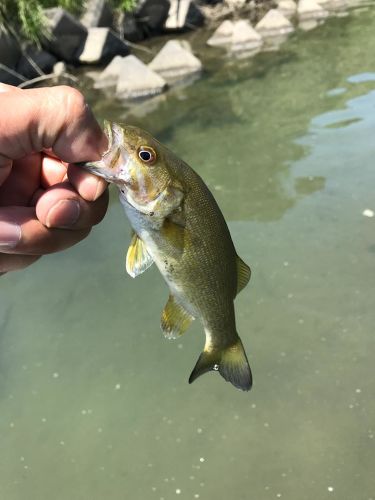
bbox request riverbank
[0,0,374,96]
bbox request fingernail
[0,221,22,249]
[46,199,81,228]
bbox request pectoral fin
[236,256,251,295]
[126,233,153,278]
[160,219,185,254]
[161,295,194,340]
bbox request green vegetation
[0,0,136,46]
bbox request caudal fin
[188,337,252,391]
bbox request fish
[79,121,252,391]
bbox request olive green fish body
[81,122,252,391]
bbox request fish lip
[75,122,130,184]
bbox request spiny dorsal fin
[236,256,251,295]
[161,295,194,340]
[126,233,153,278]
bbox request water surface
[1,8,375,500]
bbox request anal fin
[126,233,154,278]
[161,295,194,340]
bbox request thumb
[0,84,21,185]
[0,85,107,174]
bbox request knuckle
[52,86,87,122]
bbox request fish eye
[138,146,156,164]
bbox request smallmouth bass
[80,122,253,391]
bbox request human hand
[0,84,109,274]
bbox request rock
[148,39,202,81]
[298,0,329,20]
[80,0,114,28]
[207,20,234,47]
[165,0,205,30]
[231,20,263,53]
[16,46,57,79]
[43,7,88,62]
[137,0,171,35]
[94,55,124,87]
[78,28,129,64]
[277,0,297,18]
[116,55,167,99]
[255,9,294,37]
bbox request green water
[2,7,375,500]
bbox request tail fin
[188,337,252,391]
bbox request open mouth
[75,121,129,184]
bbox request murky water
[2,7,375,500]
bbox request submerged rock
[165,0,205,30]
[231,20,263,53]
[43,7,88,62]
[116,55,167,99]
[298,0,329,20]
[207,20,234,47]
[79,27,129,64]
[255,9,294,37]
[148,40,202,81]
[277,0,297,18]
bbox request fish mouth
[76,121,130,184]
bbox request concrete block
[43,7,88,62]
[116,55,167,98]
[255,9,294,37]
[79,28,129,64]
[80,0,114,28]
[207,20,234,47]
[148,39,202,81]
[231,20,263,52]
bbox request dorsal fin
[236,256,251,295]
